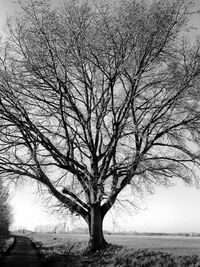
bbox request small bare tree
[0,0,200,251]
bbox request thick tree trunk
[86,203,108,253]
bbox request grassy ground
[26,232,200,255]
[0,236,14,258]
[23,232,200,266]
[106,234,200,256]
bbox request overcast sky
[1,0,200,233]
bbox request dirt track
[1,235,42,267]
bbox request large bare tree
[0,0,200,251]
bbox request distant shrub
[0,178,12,239]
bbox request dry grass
[0,236,14,255]
[29,233,200,256]
[23,232,200,266]
[105,235,200,256]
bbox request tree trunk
[86,203,108,253]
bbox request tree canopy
[0,0,200,251]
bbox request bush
[0,178,12,239]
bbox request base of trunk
[85,238,108,254]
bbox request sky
[1,0,200,234]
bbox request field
[106,234,200,256]
[25,232,200,256]
[20,232,200,266]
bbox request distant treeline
[107,232,200,237]
[63,228,200,237]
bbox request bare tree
[0,0,200,252]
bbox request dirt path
[1,235,42,267]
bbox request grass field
[22,232,200,266]
[106,234,200,256]
[25,232,200,256]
